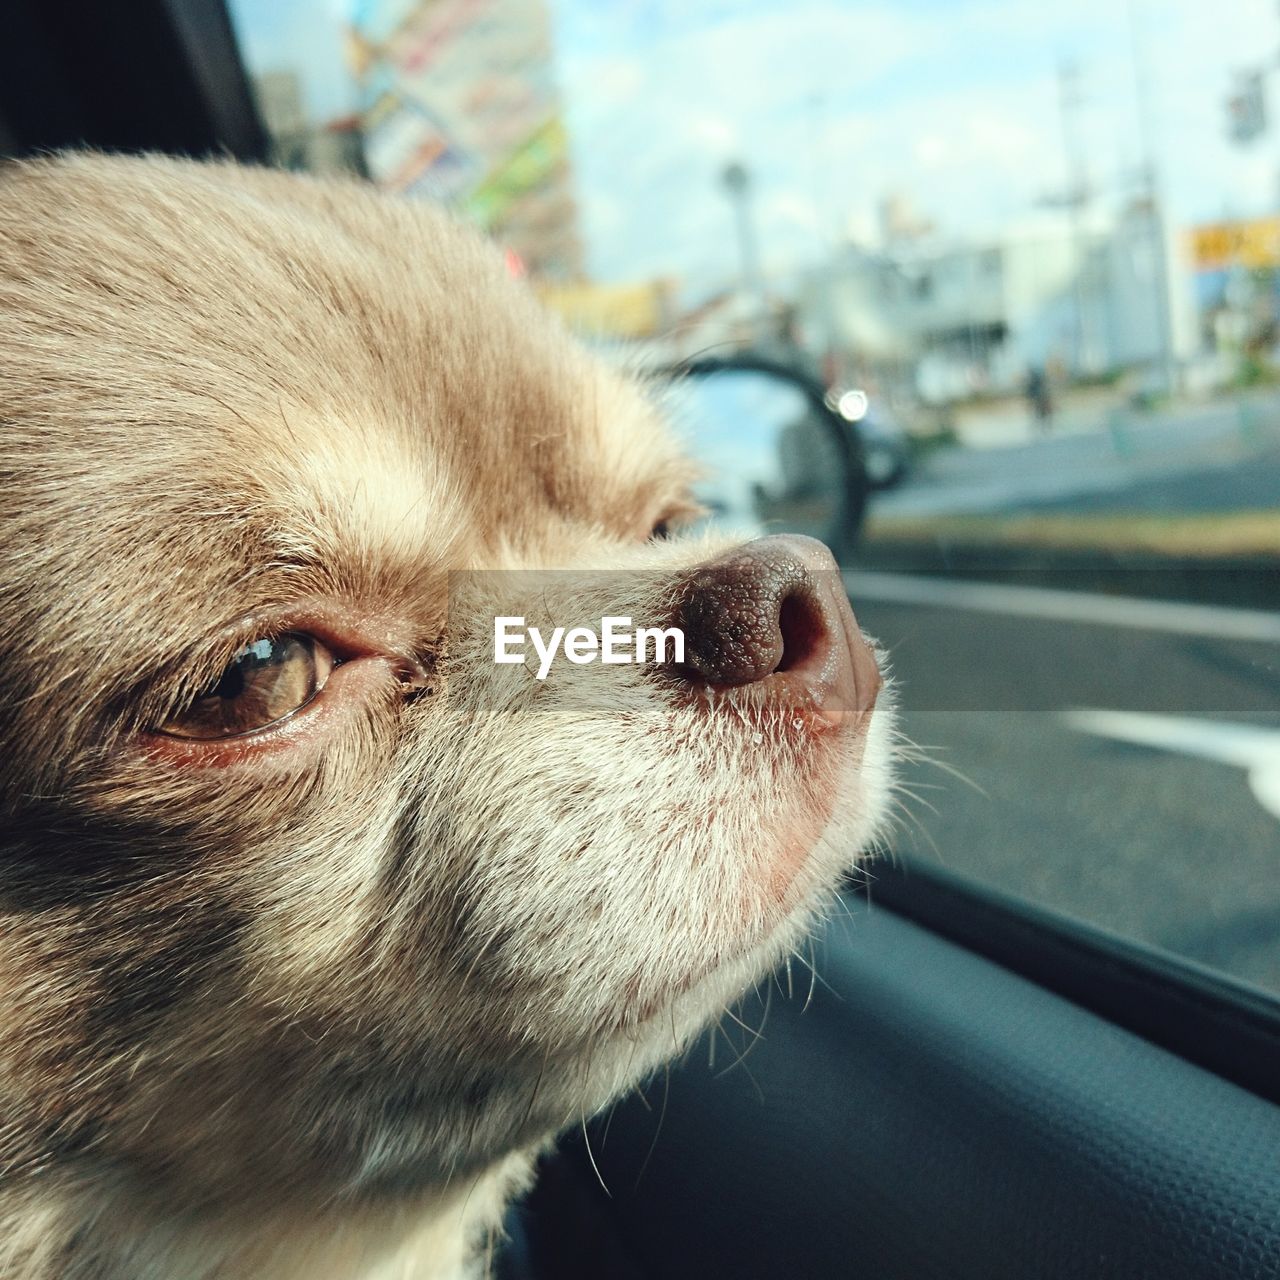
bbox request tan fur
[0,153,894,1278]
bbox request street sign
[1188,216,1280,270]
[1227,69,1267,144]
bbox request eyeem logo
[494,616,685,681]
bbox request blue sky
[231,0,1280,292]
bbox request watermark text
[494,616,685,680]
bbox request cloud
[550,0,1280,292]
[230,0,1280,294]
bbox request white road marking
[1063,708,1280,820]
[843,570,1280,645]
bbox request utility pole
[806,92,840,379]
[1127,0,1179,397]
[1058,59,1092,378]
[721,161,768,326]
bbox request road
[1007,450,1280,516]
[847,571,1280,996]
[877,391,1280,518]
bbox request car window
[229,0,1280,999]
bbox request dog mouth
[617,703,882,1032]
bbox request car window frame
[863,855,1280,1107]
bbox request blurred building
[879,191,935,245]
[253,71,366,176]
[1187,215,1280,370]
[537,279,676,342]
[349,0,583,282]
[799,204,1197,405]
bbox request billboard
[537,279,673,339]
[350,0,582,280]
[1188,217,1280,272]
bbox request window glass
[229,0,1280,997]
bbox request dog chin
[348,695,892,1203]
[537,690,894,1146]
[343,937,792,1200]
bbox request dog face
[0,155,891,1221]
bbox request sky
[230,0,1280,294]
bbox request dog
[0,152,893,1279]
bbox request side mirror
[663,355,868,561]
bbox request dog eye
[647,499,705,541]
[158,634,334,739]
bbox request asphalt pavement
[1008,449,1280,516]
[877,391,1280,519]
[849,573,1280,997]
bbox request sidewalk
[948,385,1127,449]
[878,390,1280,521]
[858,391,1280,600]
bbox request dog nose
[674,535,881,728]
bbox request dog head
[0,154,891,1219]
